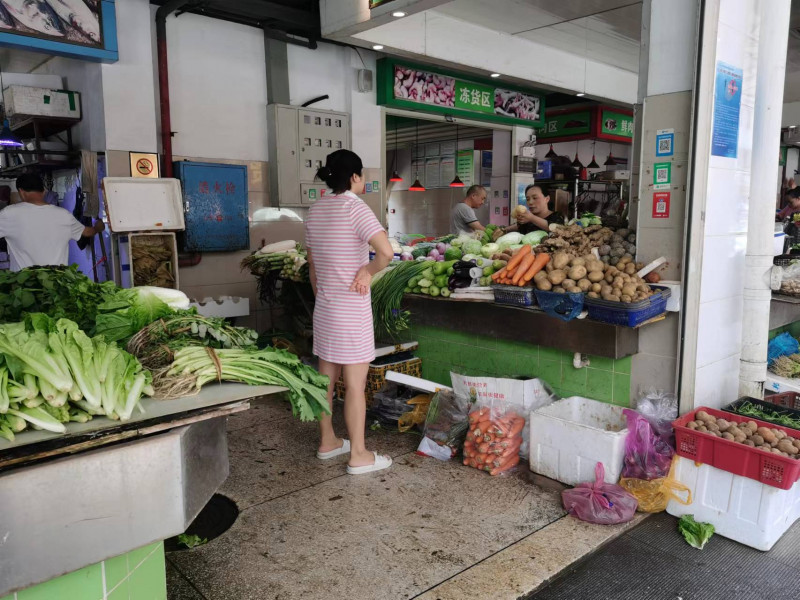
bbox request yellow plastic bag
[618,456,692,513]
[398,393,432,432]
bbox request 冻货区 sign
[377,58,544,127]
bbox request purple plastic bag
[621,408,674,480]
[561,463,638,525]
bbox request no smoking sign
[130,152,160,179]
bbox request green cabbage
[462,239,483,255]
[480,243,499,258]
[521,231,549,246]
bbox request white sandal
[346,452,392,475]
[317,439,350,460]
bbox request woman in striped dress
[305,150,394,475]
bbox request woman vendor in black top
[501,184,565,236]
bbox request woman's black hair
[524,183,551,198]
[316,149,363,194]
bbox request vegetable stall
[0,266,330,596]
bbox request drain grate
[165,494,239,552]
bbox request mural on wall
[0,0,101,46]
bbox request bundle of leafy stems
[371,261,429,339]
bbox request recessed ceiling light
[490,73,501,78]
[576,92,585,97]
[392,11,406,17]
[372,44,384,50]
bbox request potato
[793,439,800,450]
[552,252,571,270]
[775,429,787,440]
[605,272,615,284]
[548,270,567,285]
[577,279,592,292]
[698,425,708,433]
[727,425,742,438]
[568,266,587,281]
[621,283,637,297]
[587,291,600,299]
[586,270,604,284]
[694,419,705,427]
[601,285,613,296]
[687,421,699,430]
[721,432,734,441]
[546,261,555,273]
[696,410,713,422]
[772,447,784,455]
[536,279,553,291]
[570,257,586,268]
[778,439,798,455]
[624,263,637,275]
[621,253,633,263]
[612,276,625,288]
[620,294,632,303]
[534,270,549,283]
[713,431,723,437]
[752,434,765,446]
[591,283,602,293]
[734,433,747,443]
[587,260,604,273]
[562,279,577,289]
[707,422,720,433]
[757,445,772,452]
[745,421,758,432]
[553,286,566,294]
[743,439,755,447]
[757,427,777,444]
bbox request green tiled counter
[405,324,633,407]
[1,542,165,600]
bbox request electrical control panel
[268,104,351,207]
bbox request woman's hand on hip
[350,266,372,295]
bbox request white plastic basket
[666,455,800,551]
[528,396,628,485]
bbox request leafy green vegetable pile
[127,314,259,370]
[678,515,715,550]
[0,314,153,441]
[163,346,330,421]
[371,261,430,339]
[732,400,800,430]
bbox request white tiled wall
[691,0,760,408]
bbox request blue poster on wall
[711,61,743,158]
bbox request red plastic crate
[673,407,800,490]
[766,391,800,411]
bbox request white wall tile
[718,0,760,40]
[699,234,746,303]
[696,296,744,368]
[693,353,742,409]
[704,167,750,236]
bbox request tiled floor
[166,394,619,600]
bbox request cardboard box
[3,85,81,120]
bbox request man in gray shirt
[451,185,487,234]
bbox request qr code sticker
[658,138,672,153]
[656,168,668,181]
[656,201,666,213]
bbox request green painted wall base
[3,542,166,600]
[402,324,633,406]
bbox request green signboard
[600,109,634,139]
[377,58,545,127]
[536,111,592,140]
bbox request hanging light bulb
[450,123,464,187]
[410,120,425,191]
[587,140,600,169]
[604,144,617,166]
[571,142,583,168]
[389,120,403,182]
[545,144,558,159]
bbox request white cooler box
[667,455,800,551]
[529,396,628,485]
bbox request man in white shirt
[451,185,487,234]
[0,173,105,271]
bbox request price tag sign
[652,191,670,219]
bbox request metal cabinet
[268,104,350,207]
[174,161,249,252]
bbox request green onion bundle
[371,261,429,339]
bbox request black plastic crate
[721,396,800,431]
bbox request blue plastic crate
[534,290,584,321]
[492,284,535,307]
[584,286,671,327]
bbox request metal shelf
[9,115,81,139]
[0,157,80,178]
[770,292,800,329]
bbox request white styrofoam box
[775,232,787,256]
[667,455,800,551]
[529,396,628,485]
[765,373,800,395]
[657,280,681,312]
[103,178,185,232]
[3,85,81,119]
[190,296,250,318]
[385,371,451,394]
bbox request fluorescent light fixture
[392,11,406,17]
[372,44,384,50]
[490,73,501,78]
[576,92,585,97]
[0,120,22,147]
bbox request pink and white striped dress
[305,191,385,364]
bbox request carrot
[507,417,526,439]
[477,442,490,454]
[499,440,521,459]
[464,440,475,449]
[463,459,470,466]
[491,267,507,282]
[522,253,550,283]
[490,455,520,476]
[506,244,532,272]
[512,253,536,285]
[475,453,488,465]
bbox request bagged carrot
[462,400,526,476]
